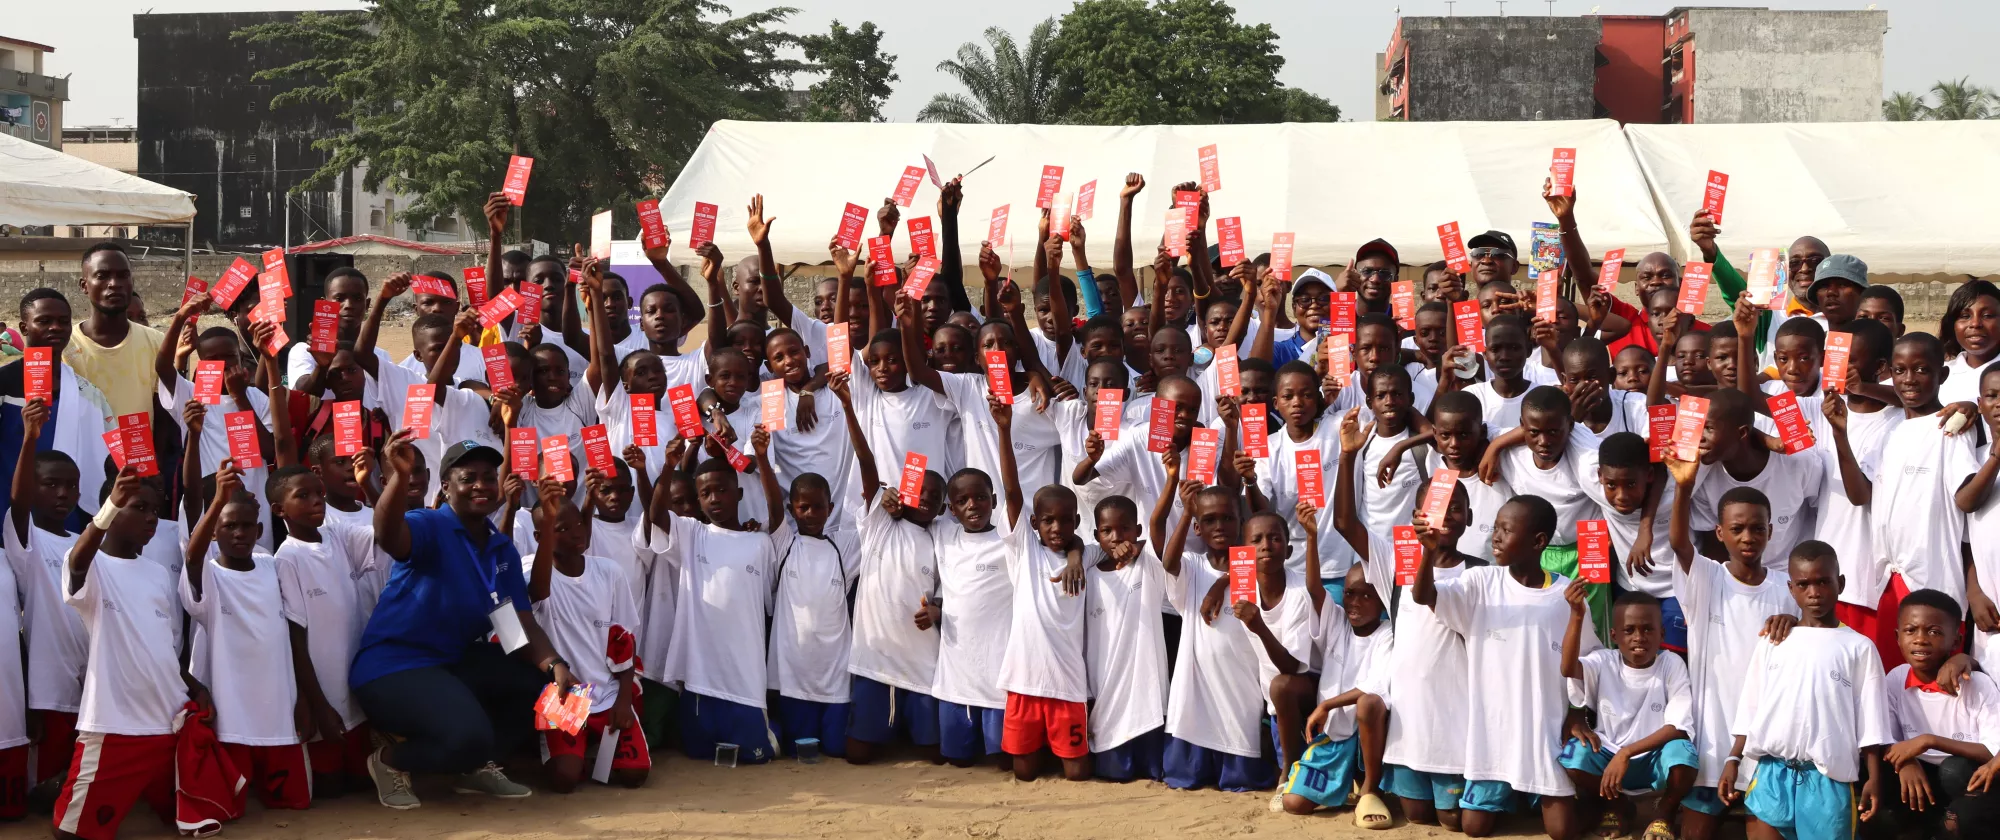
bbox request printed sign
[1197,144,1222,193]
[907,216,936,259]
[543,435,573,482]
[310,300,340,353]
[1701,170,1729,225]
[1421,469,1458,524]
[836,202,870,251]
[1678,262,1712,316]
[482,343,515,391]
[1648,403,1676,463]
[581,424,614,473]
[225,411,264,469]
[403,385,435,438]
[668,385,702,439]
[1394,525,1421,586]
[1452,300,1485,353]
[690,202,718,250]
[332,400,363,457]
[1187,427,1221,484]
[1050,192,1073,240]
[1747,248,1782,309]
[463,266,490,308]
[1296,450,1324,508]
[760,379,787,432]
[899,452,928,509]
[181,276,209,309]
[892,165,925,207]
[1094,393,1123,440]
[984,350,1013,405]
[118,413,158,478]
[509,427,539,476]
[1075,180,1097,221]
[23,347,51,403]
[1438,222,1470,274]
[903,256,941,299]
[1242,405,1270,459]
[1597,249,1626,293]
[1216,346,1240,396]
[867,236,898,287]
[1270,233,1295,282]
[1768,391,1816,455]
[988,205,1010,247]
[1391,281,1416,330]
[502,155,534,205]
[827,323,851,374]
[1671,396,1709,462]
[1824,333,1853,394]
[631,392,660,446]
[636,199,668,250]
[1216,217,1245,267]
[1228,546,1256,603]
[590,210,614,260]
[1147,397,1176,454]
[1035,165,1064,209]
[1548,148,1576,197]
[1577,519,1611,583]
[211,258,258,309]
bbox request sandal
[1353,792,1393,830]
[1641,819,1677,840]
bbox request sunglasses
[1469,247,1514,261]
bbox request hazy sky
[15,0,1996,128]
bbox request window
[239,206,252,218]
[369,209,385,231]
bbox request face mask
[1192,345,1214,366]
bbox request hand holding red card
[181,276,209,309]
[1094,395,1122,441]
[827,323,851,374]
[482,344,515,391]
[211,258,257,309]
[1824,333,1853,393]
[691,202,718,250]
[1242,406,1269,458]
[1216,347,1240,396]
[118,413,158,478]
[1701,170,1729,225]
[899,452,928,509]
[1548,148,1576,197]
[1648,403,1676,463]
[1228,546,1256,604]
[760,379,787,432]
[988,205,1010,247]
[1452,300,1485,352]
[403,385,435,438]
[907,216,936,259]
[1420,469,1458,525]
[1296,451,1324,508]
[631,392,660,447]
[581,424,614,473]
[310,300,340,353]
[509,428,539,477]
[836,203,869,251]
[332,400,363,456]
[1767,392,1816,455]
[1215,217,1245,267]
[892,166,925,207]
[1035,165,1064,209]
[1076,180,1097,221]
[1577,519,1611,583]
[666,385,701,439]
[1187,428,1220,484]
[984,350,1013,405]
[1678,263,1712,315]
[543,436,573,482]
[1197,145,1222,193]
[1597,249,1626,293]
[1391,282,1416,330]
[1270,233,1295,281]
[502,155,534,205]
[1393,526,1421,585]
[23,347,51,403]
[464,266,490,308]
[1438,222,1470,274]
[1672,396,1709,462]
[225,411,264,469]
[1147,397,1176,455]
[903,257,941,299]
[636,199,668,250]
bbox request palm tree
[916,19,1060,124]
[1928,77,1993,120]
[1882,91,1927,121]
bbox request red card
[1768,391,1816,455]
[1187,427,1221,484]
[636,199,668,250]
[760,379,787,432]
[482,343,515,391]
[1700,170,1729,226]
[102,431,125,469]
[1172,190,1201,215]
[1438,222,1470,274]
[1534,273,1559,323]
[331,400,363,456]
[1747,248,1782,309]
[906,216,936,259]
[1243,406,1270,459]
[984,350,1013,405]
[509,427,539,476]
[899,452,928,509]
[224,411,263,469]
[1549,148,1577,197]
[1296,450,1323,508]
[1577,519,1611,583]
[1094,393,1123,441]
[1678,262,1712,316]
[1075,180,1097,221]
[193,359,224,405]
[903,256,942,299]
[261,248,290,297]
[180,276,209,309]
[1330,292,1357,338]
[924,154,943,187]
[478,288,522,328]
[1270,233,1296,282]
[463,266,489,309]
[1164,209,1189,259]
[410,274,453,299]
[253,271,286,325]
[502,155,534,205]
[1216,217,1245,267]
[211,258,257,309]
[543,436,573,482]
[1394,525,1421,585]
[1452,300,1485,352]
[667,384,701,439]
[625,392,660,448]
[118,413,157,478]
[1671,396,1709,462]
[1035,165,1064,209]
[1330,334,1353,387]
[1824,333,1853,394]
[691,201,719,250]
[827,323,851,375]
[1050,192,1073,240]
[867,236,898,287]
[1421,469,1459,525]
[515,282,543,327]
[1648,403,1676,463]
[1147,397,1177,454]
[1197,144,1222,193]
[1391,281,1416,330]
[581,424,614,473]
[310,300,340,353]
[1597,249,1626,293]
[1228,546,1256,604]
[836,202,870,251]
[403,385,435,438]
[23,347,51,403]
[892,165,925,208]
[720,434,754,472]
[988,205,1010,247]
[588,210,614,261]
[1216,346,1241,396]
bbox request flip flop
[1641,819,1677,840]
[1353,792,1393,830]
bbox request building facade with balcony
[0,36,67,149]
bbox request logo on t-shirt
[1829,669,1854,688]
[1903,465,1934,478]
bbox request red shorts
[0,745,27,819]
[33,710,78,784]
[53,732,176,840]
[221,743,311,811]
[1001,693,1089,760]
[307,723,372,778]
[541,711,651,772]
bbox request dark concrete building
[1381,16,1602,122]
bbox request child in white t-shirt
[1480,385,1610,639]
[1816,318,1905,662]
[268,463,379,795]
[1687,388,1824,572]
[928,464,1015,768]
[1959,361,2000,674]
[1574,432,1679,646]
[1866,334,1979,657]
[1878,588,2000,836]
[1280,560,1396,828]
[1557,590,1697,839]
[5,396,88,805]
[1082,495,1169,782]
[1455,314,1534,437]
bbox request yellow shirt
[64,322,166,419]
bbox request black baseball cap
[1467,230,1517,257]
[440,440,504,473]
[1354,239,1401,265]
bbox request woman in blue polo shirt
[351,432,579,809]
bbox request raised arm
[1823,395,1874,507]
[1560,578,1590,678]
[1958,434,2000,514]
[749,425,784,532]
[642,228,706,340]
[1330,409,1372,558]
[482,192,509,294]
[832,371,881,504]
[68,467,142,594]
[373,430,419,560]
[990,392,1023,529]
[1646,316,1683,407]
[183,463,244,603]
[937,177,970,316]
[9,398,47,544]
[1665,457,1699,573]
[1185,185,1214,300]
[1043,228,1074,358]
[581,259,616,398]
[747,195,794,325]
[261,332,299,469]
[178,401,207,526]
[897,289,945,395]
[156,295,208,386]
[1113,174,1143,307]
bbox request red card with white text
[1768,391,1816,455]
[1216,347,1240,396]
[867,236,897,286]
[1677,262,1712,316]
[836,203,869,251]
[1648,403,1676,463]
[1271,233,1296,282]
[1421,469,1459,525]
[636,199,668,250]
[1535,273,1559,323]
[984,350,1013,405]
[1700,171,1729,225]
[482,344,514,391]
[903,256,941,299]
[1187,428,1221,484]
[1597,249,1626,293]
[988,205,1010,248]
[1330,292,1357,338]
[1228,546,1256,603]
[827,323,851,375]
[907,216,936,259]
[118,413,157,477]
[23,347,51,403]
[1146,397,1176,454]
[760,379,787,432]
[410,274,453,299]
[719,433,755,472]
[1391,281,1416,330]
[103,431,124,469]
[1164,210,1189,258]
[589,211,614,260]
[211,258,257,309]
[225,411,264,469]
[515,282,543,327]
[668,384,701,439]
[463,266,489,308]
[311,300,340,353]
[1094,394,1123,440]
[509,427,538,476]
[543,436,573,482]
[1577,519,1611,583]
[690,202,718,250]
[1296,450,1323,508]
[1330,334,1353,387]
[1549,148,1576,197]
[581,424,613,473]
[502,155,534,205]
[1216,217,1245,267]
[332,400,363,456]
[899,452,928,509]
[403,385,435,438]
[181,276,209,309]
[631,392,660,446]
[1050,193,1073,240]
[191,359,223,405]
[253,271,286,325]
[1198,144,1222,193]
[1035,165,1064,209]
[1824,333,1853,394]
[1438,222,1470,274]
[477,288,520,329]
[892,166,925,207]
[260,322,290,357]
[1243,406,1270,459]
[261,248,290,297]
[1671,396,1709,462]
[1394,525,1421,585]
[1452,300,1485,352]
[1076,180,1097,221]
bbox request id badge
[489,599,529,653]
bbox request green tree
[1882,91,1928,121]
[1278,88,1342,123]
[799,20,898,122]
[1928,77,1993,120]
[237,1,807,242]
[916,20,1061,124]
[1048,0,1329,125]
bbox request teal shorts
[1386,764,1465,812]
[1743,759,1856,840]
[1460,779,1528,813]
[1557,737,1698,797]
[1283,733,1359,808]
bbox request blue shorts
[1282,733,1359,808]
[1461,779,1528,813]
[773,696,849,758]
[1163,735,1277,792]
[1684,786,1727,816]
[1386,765,1466,812]
[1659,595,1688,652]
[1093,728,1166,782]
[937,700,1005,762]
[678,692,780,765]
[847,676,940,746]
[1558,737,1698,796]
[1744,759,1856,840]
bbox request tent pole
[184,223,193,280]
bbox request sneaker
[368,748,420,810]
[453,762,532,798]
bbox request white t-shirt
[1733,625,1893,785]
[937,370,1062,499]
[1674,558,1799,787]
[160,377,277,550]
[1884,666,2000,766]
[1576,389,1650,439]
[788,310,832,370]
[1357,535,1475,774]
[637,525,677,685]
[655,350,709,403]
[287,344,399,408]
[1816,406,1902,608]
[852,351,959,486]
[1164,552,1266,758]
[717,397,773,527]
[1084,546,1168,751]
[1260,417,1359,579]
[593,383,668,484]
[848,502,941,694]
[1426,449,1509,564]
[1968,442,2000,674]
[1314,607,1395,742]
[767,383,860,530]
[183,556,299,745]
[1432,566,1599,797]
[375,363,498,504]
[1872,419,1979,606]
[6,523,85,712]
[1941,353,1989,407]
[399,344,488,386]
[1690,451,1824,572]
[0,558,25,749]
[1568,648,1695,754]
[656,513,776,708]
[1496,434,1602,545]
[1253,578,1318,713]
[931,517,1016,709]
[1462,381,1529,438]
[518,379,600,461]
[65,555,185,736]
[533,555,641,714]
[767,522,859,704]
[1573,447,1678,598]
[996,529,1088,703]
[1355,429,1426,538]
[274,523,377,729]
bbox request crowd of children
[4,168,2000,840]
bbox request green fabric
[1540,542,1610,644]
[639,677,678,753]
[1710,250,1774,354]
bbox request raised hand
[1120,173,1145,200]
[746,194,774,244]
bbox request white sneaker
[368,748,420,810]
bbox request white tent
[0,132,194,227]
[656,119,1671,270]
[1625,121,2000,276]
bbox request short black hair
[80,242,128,265]
[868,327,902,350]
[1612,590,1660,611]
[1895,331,1946,367]
[265,465,317,500]
[1506,494,1558,540]
[947,467,994,493]
[1834,317,1893,369]
[1598,432,1649,469]
[638,283,673,305]
[1788,538,1839,569]
[325,267,369,287]
[34,450,77,472]
[1276,360,1319,384]
[1774,316,1825,346]
[1094,495,1140,530]
[500,250,533,269]
[1415,300,1449,318]
[196,326,240,348]
[789,472,831,498]
[1899,588,1961,620]
[1368,364,1411,393]
[1718,485,1771,518]
[412,313,454,338]
[1238,356,1275,377]
[1521,384,1570,419]
[1431,389,1480,421]
[1356,312,1398,338]
[1561,335,1609,370]
[1707,388,1752,430]
[692,458,739,483]
[20,288,68,316]
[1708,321,1738,341]
[1861,285,1905,320]
[1486,313,1530,342]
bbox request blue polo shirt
[349,507,531,688]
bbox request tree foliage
[1882,91,1926,121]
[1046,0,1336,125]
[800,20,899,122]
[916,21,1061,124]
[237,0,811,242]
[1882,79,1993,121]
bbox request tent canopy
[656,119,1670,270]
[0,132,195,228]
